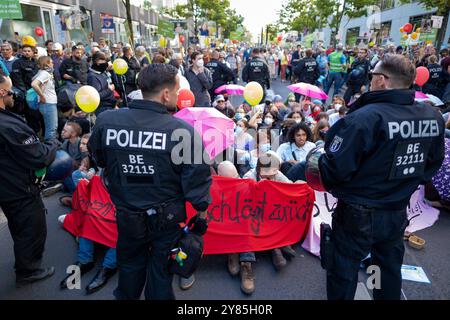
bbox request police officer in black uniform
[59,45,89,85]
[206,50,235,101]
[89,64,212,300]
[0,75,58,286]
[10,44,41,134]
[242,48,271,98]
[293,48,320,85]
[310,54,445,300]
[343,48,370,104]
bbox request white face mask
[295,119,302,124]
[264,118,273,126]
[196,59,204,68]
[334,104,342,111]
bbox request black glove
[188,214,208,236]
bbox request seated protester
[279,119,297,145]
[286,111,304,123]
[235,118,256,155]
[58,177,117,295]
[214,95,235,118]
[268,105,283,130]
[277,122,316,175]
[234,106,247,122]
[327,95,346,115]
[312,119,330,147]
[243,151,297,272]
[329,106,349,127]
[217,161,256,295]
[240,129,272,175]
[88,52,117,116]
[59,133,94,207]
[273,95,290,120]
[316,112,330,123]
[60,121,84,193]
[426,138,450,210]
[300,99,313,118]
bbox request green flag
[0,0,23,19]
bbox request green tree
[279,0,378,45]
[400,0,450,48]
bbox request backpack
[26,88,39,110]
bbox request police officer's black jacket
[0,109,58,202]
[320,89,445,210]
[10,57,38,92]
[206,58,235,90]
[242,57,270,89]
[88,99,212,212]
[348,58,370,85]
[59,57,89,85]
[293,57,320,85]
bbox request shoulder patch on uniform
[22,135,37,145]
[329,136,343,153]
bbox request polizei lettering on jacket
[388,120,440,140]
[106,129,167,150]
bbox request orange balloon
[402,34,408,40]
[411,32,418,40]
[399,27,405,33]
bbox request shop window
[0,4,42,45]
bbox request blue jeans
[324,72,344,95]
[38,103,58,140]
[77,237,117,269]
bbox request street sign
[0,0,22,19]
[158,19,175,38]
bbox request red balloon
[34,26,44,37]
[403,23,413,34]
[177,89,195,109]
[277,35,283,42]
[179,35,185,44]
[415,66,430,87]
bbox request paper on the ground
[401,265,431,284]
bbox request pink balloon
[415,67,430,87]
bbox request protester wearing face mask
[31,56,58,140]
[312,119,330,146]
[234,107,247,122]
[60,45,89,85]
[286,111,304,124]
[234,119,255,156]
[87,52,117,116]
[186,51,213,108]
[329,106,349,127]
[327,96,346,115]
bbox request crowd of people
[0,33,449,300]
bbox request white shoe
[58,214,67,225]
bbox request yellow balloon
[244,82,264,107]
[159,36,166,48]
[22,35,37,47]
[75,86,100,113]
[416,28,421,33]
[411,32,418,40]
[368,41,375,47]
[402,34,409,40]
[113,58,128,75]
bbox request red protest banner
[63,176,117,248]
[187,177,315,255]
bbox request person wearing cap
[213,94,235,118]
[324,44,347,96]
[51,43,65,85]
[60,45,89,85]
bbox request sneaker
[227,253,240,277]
[42,183,63,197]
[179,274,195,290]
[240,262,255,295]
[16,267,55,287]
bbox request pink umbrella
[174,108,235,160]
[215,84,245,95]
[415,91,429,99]
[288,82,328,100]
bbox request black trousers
[327,201,408,300]
[0,188,47,277]
[113,210,182,300]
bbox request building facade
[322,1,450,48]
[0,0,179,47]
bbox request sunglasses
[369,71,390,81]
